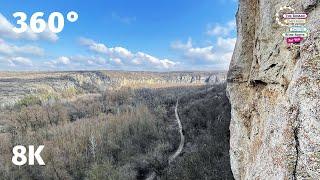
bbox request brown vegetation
[0,83,233,179]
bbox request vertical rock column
[227,0,320,179]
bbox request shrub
[85,161,120,180]
[16,95,42,107]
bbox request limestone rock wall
[227,0,320,179]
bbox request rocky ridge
[0,71,226,107]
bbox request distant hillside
[0,71,226,107]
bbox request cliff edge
[0,71,226,107]
[227,0,319,179]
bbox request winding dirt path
[168,99,185,164]
[146,99,185,180]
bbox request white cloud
[160,59,177,69]
[79,38,133,59]
[0,38,44,56]
[0,39,43,69]
[207,20,236,37]
[47,55,107,68]
[8,57,33,67]
[110,47,133,59]
[45,55,143,71]
[136,52,159,64]
[132,58,142,65]
[171,38,216,62]
[79,37,177,69]
[135,52,177,68]
[216,37,237,51]
[171,37,236,65]
[53,56,71,65]
[79,37,109,54]
[0,13,58,42]
[191,19,237,68]
[111,58,123,65]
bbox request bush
[86,161,120,180]
[16,95,42,107]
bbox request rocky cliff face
[227,0,319,179]
[0,71,226,107]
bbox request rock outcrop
[227,0,320,179]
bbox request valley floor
[0,72,232,179]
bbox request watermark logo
[12,145,45,166]
[276,6,309,46]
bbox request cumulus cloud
[0,39,41,70]
[46,55,104,68]
[79,38,109,54]
[171,38,216,62]
[216,37,237,51]
[79,37,177,69]
[0,39,44,56]
[111,58,123,65]
[135,52,176,69]
[79,38,134,59]
[50,56,71,66]
[171,37,236,66]
[8,57,33,67]
[0,13,58,42]
[45,55,141,71]
[207,20,236,37]
[185,19,237,69]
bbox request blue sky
[0,0,238,71]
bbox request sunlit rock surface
[227,0,320,179]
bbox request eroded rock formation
[227,0,320,179]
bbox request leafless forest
[0,72,232,180]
